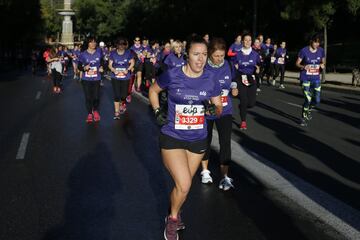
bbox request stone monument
[58,0,75,48]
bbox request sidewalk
[283,71,360,94]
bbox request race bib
[271,57,276,63]
[175,104,205,130]
[278,57,285,64]
[306,64,320,75]
[115,67,126,78]
[241,75,255,86]
[221,89,229,106]
[85,66,98,78]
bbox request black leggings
[275,64,285,84]
[203,115,232,165]
[111,79,129,102]
[238,82,257,121]
[82,80,100,114]
[51,69,62,87]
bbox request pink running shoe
[93,110,101,122]
[86,114,93,123]
[240,121,247,130]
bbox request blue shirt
[109,50,133,80]
[157,67,221,141]
[298,47,325,81]
[164,52,186,69]
[235,49,261,75]
[79,49,103,81]
[205,60,234,119]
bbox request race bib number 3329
[175,104,205,130]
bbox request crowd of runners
[40,32,325,240]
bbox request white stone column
[59,0,75,48]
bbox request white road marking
[16,133,30,160]
[278,100,318,111]
[35,91,41,100]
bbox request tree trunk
[322,25,327,83]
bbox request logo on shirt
[199,91,207,96]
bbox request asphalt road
[0,69,356,240]
[230,83,360,210]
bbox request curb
[282,74,360,95]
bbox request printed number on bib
[85,66,98,78]
[175,104,205,130]
[115,68,126,78]
[277,57,285,64]
[221,89,229,106]
[306,64,320,75]
[241,75,254,86]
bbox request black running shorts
[159,133,208,154]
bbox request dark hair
[242,32,252,42]
[310,33,322,43]
[115,37,128,47]
[208,37,227,56]
[81,36,97,51]
[185,34,207,55]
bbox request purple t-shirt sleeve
[157,71,170,89]
[298,48,306,59]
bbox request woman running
[234,33,261,130]
[78,36,104,123]
[108,37,135,119]
[149,35,222,240]
[200,38,238,190]
[296,34,325,126]
[46,47,63,94]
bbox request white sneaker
[279,84,285,89]
[272,80,276,86]
[256,88,261,92]
[201,170,213,184]
[219,177,234,191]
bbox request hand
[84,64,91,71]
[202,101,216,116]
[154,108,167,125]
[304,65,311,70]
[123,69,128,75]
[320,63,325,69]
[99,66,104,73]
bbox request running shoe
[126,95,132,103]
[93,110,101,122]
[53,86,57,93]
[279,84,285,89]
[100,80,104,87]
[272,80,276,86]
[86,114,93,123]
[113,112,120,120]
[119,103,127,114]
[219,176,235,191]
[164,216,179,240]
[201,170,213,184]
[240,121,247,130]
[300,118,307,127]
[307,110,313,120]
[177,212,185,231]
[256,88,261,92]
